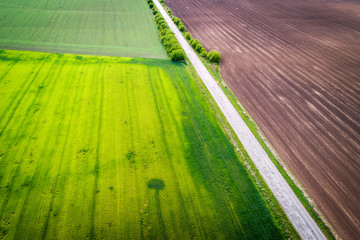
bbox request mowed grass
[0,50,284,239]
[0,0,167,59]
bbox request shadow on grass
[147,179,166,239]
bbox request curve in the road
[153,0,327,239]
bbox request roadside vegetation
[155,0,222,65]
[147,0,186,61]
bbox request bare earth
[154,0,326,239]
[166,0,360,239]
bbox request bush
[160,28,171,36]
[179,24,186,32]
[153,10,158,15]
[149,3,154,8]
[158,23,168,30]
[170,43,182,52]
[155,16,164,23]
[200,49,207,57]
[160,0,165,3]
[160,33,174,43]
[173,17,180,25]
[195,43,203,52]
[189,39,200,48]
[147,0,153,3]
[170,49,186,61]
[207,50,221,63]
[164,38,178,49]
[185,32,191,40]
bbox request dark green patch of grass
[126,149,136,161]
[147,179,165,190]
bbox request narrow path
[153,0,326,239]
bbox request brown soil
[166,0,360,239]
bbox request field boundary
[153,0,327,239]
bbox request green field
[0,0,167,59]
[0,50,284,239]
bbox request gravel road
[153,0,327,239]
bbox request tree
[179,24,186,32]
[195,43,203,52]
[173,17,181,25]
[207,50,221,63]
[170,49,186,61]
[200,49,207,57]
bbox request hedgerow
[147,2,185,62]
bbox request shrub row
[147,0,186,61]
[171,16,186,32]
[187,35,221,63]
[164,4,221,63]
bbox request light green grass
[0,49,284,239]
[0,0,167,59]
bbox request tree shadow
[147,179,166,239]
[147,179,165,190]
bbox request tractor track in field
[153,0,326,239]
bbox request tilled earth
[166,0,360,239]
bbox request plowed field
[166,0,360,239]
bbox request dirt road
[166,0,360,239]
[154,0,327,239]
